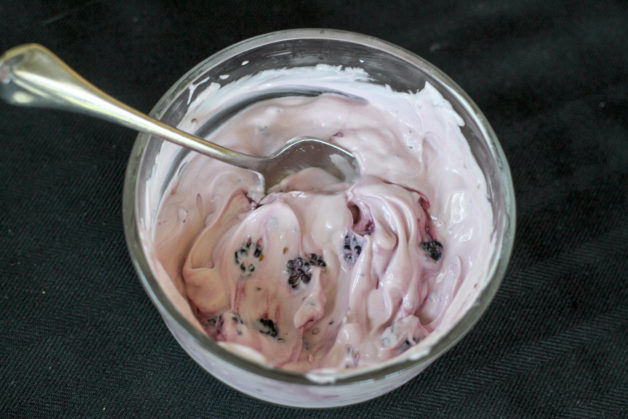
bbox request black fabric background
[1,1,626,416]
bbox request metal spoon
[0,44,359,189]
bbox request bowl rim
[122,28,516,386]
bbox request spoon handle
[0,44,257,165]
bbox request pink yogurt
[150,66,494,374]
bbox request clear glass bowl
[122,29,516,408]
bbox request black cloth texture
[1,1,626,416]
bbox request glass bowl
[122,29,515,408]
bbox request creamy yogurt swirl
[153,67,493,372]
